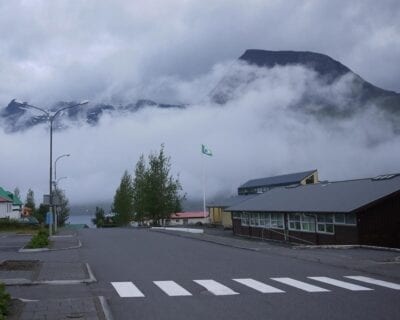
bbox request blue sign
[46,212,53,225]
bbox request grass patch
[0,283,10,320]
[0,219,39,233]
[25,229,49,249]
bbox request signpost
[46,211,53,236]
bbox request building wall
[357,192,400,248]
[0,202,14,218]
[167,217,210,226]
[221,211,233,229]
[210,207,223,224]
[232,215,358,245]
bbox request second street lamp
[15,99,89,234]
[55,154,70,182]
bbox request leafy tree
[25,188,36,214]
[112,170,134,226]
[53,188,70,227]
[13,187,20,199]
[92,207,105,228]
[132,155,148,223]
[133,145,185,225]
[34,204,50,224]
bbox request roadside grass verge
[0,219,39,234]
[0,282,10,320]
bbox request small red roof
[0,196,11,203]
[171,211,208,219]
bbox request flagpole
[202,151,206,219]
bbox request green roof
[0,187,23,205]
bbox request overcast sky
[1,0,400,207]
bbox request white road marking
[153,281,192,296]
[308,277,373,291]
[111,282,145,298]
[271,277,330,292]
[344,276,400,290]
[193,280,239,295]
[233,278,284,293]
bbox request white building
[166,211,210,226]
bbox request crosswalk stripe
[111,282,145,297]
[271,277,330,292]
[344,276,400,290]
[153,281,192,296]
[193,280,239,295]
[233,278,284,293]
[308,277,373,291]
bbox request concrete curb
[98,296,114,320]
[1,263,97,286]
[151,227,204,234]
[18,239,82,253]
[151,229,260,252]
[295,244,400,252]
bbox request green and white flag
[201,144,213,156]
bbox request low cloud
[1,63,399,206]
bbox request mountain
[1,99,184,133]
[1,49,399,132]
[211,49,400,120]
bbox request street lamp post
[14,99,89,234]
[55,154,70,182]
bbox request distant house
[228,173,400,248]
[0,187,21,219]
[0,196,13,219]
[238,170,318,195]
[166,211,210,226]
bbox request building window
[288,213,315,232]
[241,212,249,226]
[271,213,284,229]
[249,213,260,226]
[232,212,241,219]
[334,213,356,226]
[334,213,345,224]
[317,214,334,234]
[345,213,356,225]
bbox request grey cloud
[1,63,399,205]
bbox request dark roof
[208,194,259,208]
[228,174,400,213]
[238,170,317,189]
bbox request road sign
[46,212,53,225]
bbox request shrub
[26,229,49,249]
[0,282,10,319]
[0,218,38,231]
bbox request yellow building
[208,195,258,229]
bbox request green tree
[53,188,70,227]
[132,155,148,223]
[92,207,105,228]
[25,188,36,213]
[134,145,184,225]
[13,187,20,199]
[112,170,134,226]
[34,204,49,224]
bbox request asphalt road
[76,228,400,320]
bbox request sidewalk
[0,228,110,320]
[151,227,400,280]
